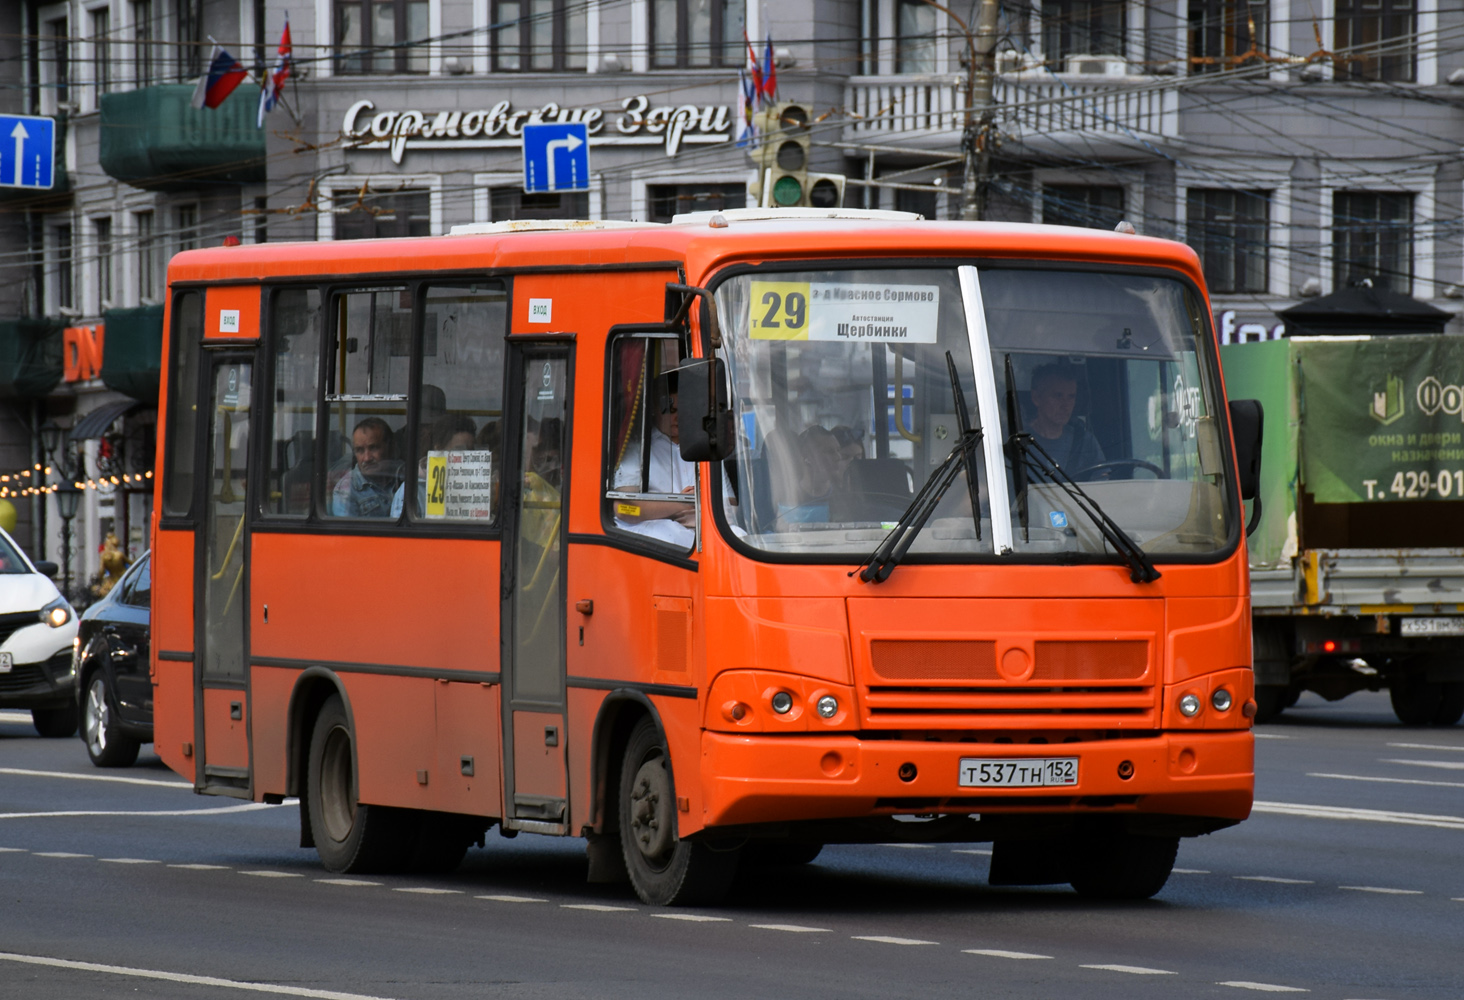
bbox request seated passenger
[1027,362,1104,478]
[391,413,477,518]
[331,417,403,517]
[612,379,697,547]
[777,425,844,525]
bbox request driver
[1028,362,1103,478]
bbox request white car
[0,526,81,737]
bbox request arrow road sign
[0,114,55,190]
[522,122,590,194]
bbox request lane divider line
[317,879,382,887]
[1386,742,1464,752]
[0,847,27,852]
[1081,964,1176,975]
[33,852,91,858]
[651,914,733,922]
[749,924,831,933]
[877,843,934,849]
[1172,868,1211,874]
[1309,772,1464,790]
[240,871,303,878]
[952,849,992,856]
[0,951,399,1000]
[0,767,191,789]
[168,863,230,870]
[560,904,635,912]
[963,949,1052,960]
[99,858,159,865]
[1218,982,1309,992]
[1235,876,1314,884]
[1338,886,1422,895]
[1252,801,1464,831]
[852,936,937,946]
[0,804,282,820]
[393,888,461,895]
[476,895,544,903]
[1382,758,1464,772]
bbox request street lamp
[55,484,81,601]
[39,422,64,460]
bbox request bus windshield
[714,264,1235,562]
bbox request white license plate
[958,757,1079,788]
[1400,617,1464,637]
[0,652,11,673]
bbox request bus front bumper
[698,729,1254,831]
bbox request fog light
[1178,693,1201,717]
[771,691,794,714]
[1211,688,1233,712]
[816,695,838,718]
[898,762,918,782]
[1117,760,1135,780]
[730,702,748,721]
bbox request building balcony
[99,85,266,192]
[100,305,165,404]
[843,73,1180,158]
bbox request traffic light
[807,173,846,209]
[746,103,847,209]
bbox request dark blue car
[75,552,152,767]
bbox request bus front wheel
[618,718,740,906]
[307,695,415,873]
[1069,828,1178,900]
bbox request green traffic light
[773,175,803,206]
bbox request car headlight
[39,597,72,629]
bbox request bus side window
[162,290,203,518]
[264,288,322,517]
[322,288,411,520]
[604,334,695,550]
[410,283,507,524]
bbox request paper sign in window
[424,449,494,519]
[748,280,939,343]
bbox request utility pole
[964,0,1000,221]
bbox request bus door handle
[575,600,593,615]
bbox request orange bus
[151,209,1262,905]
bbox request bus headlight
[39,597,72,629]
[816,695,839,719]
[1178,693,1201,717]
[771,691,794,715]
[1211,688,1233,712]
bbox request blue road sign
[522,122,589,194]
[0,114,55,191]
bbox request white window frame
[84,3,114,115]
[317,0,442,78]
[1319,159,1435,296]
[123,192,162,306]
[317,175,443,241]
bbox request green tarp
[0,318,64,398]
[101,305,165,403]
[99,84,265,191]
[1220,339,1296,568]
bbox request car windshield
[0,533,30,574]
[714,264,1235,561]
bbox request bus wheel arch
[287,669,355,849]
[586,691,667,837]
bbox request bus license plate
[958,758,1078,788]
[1400,617,1464,637]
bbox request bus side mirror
[1229,398,1264,535]
[678,359,735,463]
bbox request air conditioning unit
[1064,54,1127,77]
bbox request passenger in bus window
[613,374,697,547]
[776,425,844,525]
[391,413,477,518]
[331,417,404,517]
[1027,362,1104,478]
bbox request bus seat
[830,459,914,523]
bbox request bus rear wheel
[1069,828,1178,901]
[618,718,740,906]
[307,695,415,873]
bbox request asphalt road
[1,693,1460,999]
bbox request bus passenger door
[502,345,572,831]
[195,355,253,796]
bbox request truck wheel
[1390,675,1444,726]
[1434,682,1464,726]
[1069,829,1178,900]
[307,695,416,873]
[1254,685,1289,723]
[618,717,740,905]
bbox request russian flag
[191,45,247,110]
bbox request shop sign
[63,325,104,382]
[343,97,732,164]
[1217,309,1283,344]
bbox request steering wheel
[1069,459,1167,482]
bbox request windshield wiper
[1003,354,1030,541]
[854,352,983,584]
[1008,432,1161,584]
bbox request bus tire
[618,717,739,906]
[307,695,415,873]
[1069,829,1178,901]
[1390,674,1443,726]
[1434,681,1464,726]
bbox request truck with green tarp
[1221,335,1464,725]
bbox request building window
[335,0,429,74]
[94,217,114,308]
[1042,184,1124,229]
[1042,0,1126,64]
[895,187,940,219]
[647,183,745,223]
[132,0,153,85]
[335,190,432,239]
[175,0,202,79]
[1188,0,1267,74]
[49,18,70,108]
[176,204,198,252]
[1335,0,1415,82]
[896,0,938,73]
[135,210,159,301]
[1333,191,1413,293]
[491,0,587,71]
[91,7,112,102]
[489,188,588,221]
[1186,189,1268,294]
[651,0,743,68]
[54,225,74,310]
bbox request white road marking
[1235,876,1314,884]
[476,894,544,903]
[1310,772,1464,790]
[878,843,933,849]
[240,871,303,879]
[0,949,398,999]
[317,879,381,887]
[1172,868,1210,874]
[560,904,635,912]
[750,924,831,933]
[1383,758,1464,772]
[0,766,190,789]
[651,914,732,922]
[0,710,36,723]
[852,936,936,946]
[169,863,230,870]
[1387,742,1464,752]
[393,888,461,895]
[1339,886,1422,895]
[963,949,1052,960]
[1254,733,1292,739]
[0,847,26,852]
[1219,982,1309,992]
[1252,801,1464,831]
[0,803,281,820]
[952,848,993,856]
[33,852,91,858]
[99,858,158,865]
[1081,964,1176,975]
